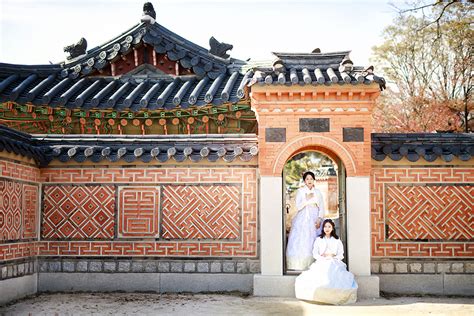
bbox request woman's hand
[315,218,321,229]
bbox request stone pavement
[0,293,472,315]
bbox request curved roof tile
[0,125,258,166]
[246,52,386,90]
[0,5,385,112]
[60,22,244,80]
[0,67,249,110]
[371,133,474,162]
[0,125,50,166]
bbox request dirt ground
[0,293,473,316]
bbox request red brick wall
[251,85,380,177]
[371,167,474,258]
[42,184,116,239]
[0,159,40,261]
[37,167,257,258]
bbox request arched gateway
[283,149,345,274]
[251,60,382,296]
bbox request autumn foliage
[372,1,473,133]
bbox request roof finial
[141,2,156,24]
[209,36,233,59]
[64,38,87,60]
[339,56,353,72]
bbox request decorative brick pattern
[371,168,474,258]
[0,242,37,261]
[162,185,240,240]
[42,185,115,239]
[386,185,473,240]
[118,186,160,238]
[38,168,257,257]
[0,180,22,241]
[0,179,39,242]
[22,184,38,239]
[0,158,40,261]
[0,160,40,183]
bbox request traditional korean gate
[282,150,347,274]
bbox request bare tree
[373,1,473,132]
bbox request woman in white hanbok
[295,219,358,305]
[286,171,325,271]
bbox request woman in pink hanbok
[295,219,358,305]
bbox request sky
[0,0,404,68]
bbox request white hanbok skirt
[295,258,358,305]
[286,206,321,270]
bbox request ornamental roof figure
[141,2,156,24]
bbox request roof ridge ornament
[64,38,87,60]
[141,2,156,25]
[339,56,353,72]
[209,36,233,59]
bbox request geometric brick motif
[0,180,22,241]
[371,167,474,258]
[161,185,241,239]
[22,184,38,239]
[118,186,160,238]
[32,167,257,258]
[386,185,474,240]
[42,185,115,239]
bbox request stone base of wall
[0,258,37,281]
[34,258,259,295]
[373,260,474,296]
[38,258,260,274]
[378,274,474,296]
[38,273,253,293]
[371,260,473,274]
[0,274,37,306]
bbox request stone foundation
[371,260,473,274]
[38,273,253,294]
[37,258,260,274]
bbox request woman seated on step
[295,218,358,305]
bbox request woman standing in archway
[286,171,325,270]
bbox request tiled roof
[60,22,244,80]
[0,125,258,165]
[0,125,49,166]
[3,125,472,165]
[38,134,258,164]
[0,65,251,110]
[372,133,474,162]
[246,52,386,90]
[0,10,251,111]
[0,4,385,112]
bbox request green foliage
[284,152,333,190]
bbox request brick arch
[272,135,357,176]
